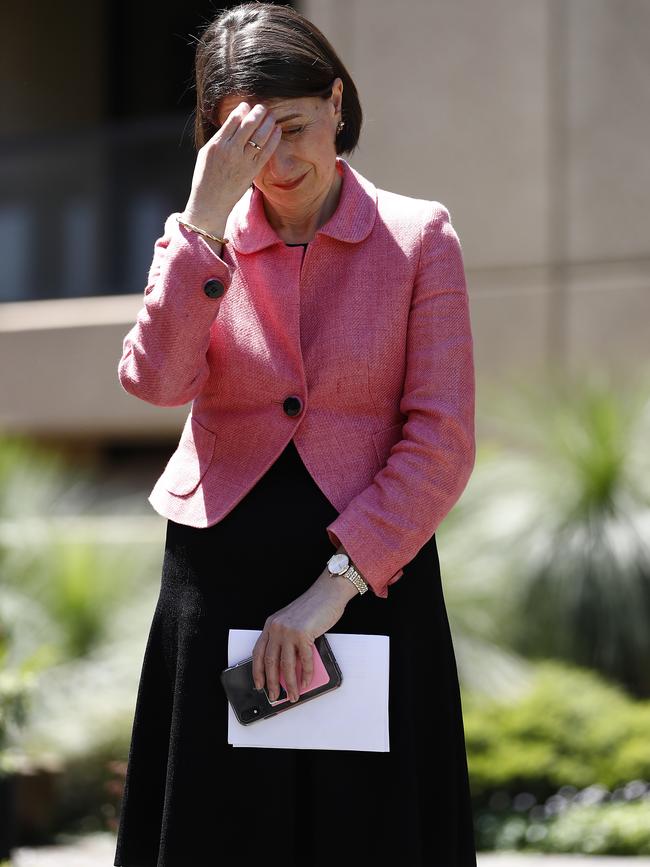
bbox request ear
[330,77,344,118]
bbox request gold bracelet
[175,214,229,245]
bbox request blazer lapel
[227,158,378,254]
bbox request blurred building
[1,1,649,484]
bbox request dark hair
[192,2,362,155]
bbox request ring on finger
[247,139,263,150]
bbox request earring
[336,120,345,135]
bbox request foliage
[2,369,650,849]
[0,625,41,775]
[441,370,650,697]
[0,434,164,769]
[463,659,650,804]
[466,655,650,853]
[476,787,650,854]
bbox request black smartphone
[220,633,343,726]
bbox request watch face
[328,553,350,575]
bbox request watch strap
[327,552,369,595]
[342,563,369,595]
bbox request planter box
[0,773,17,860]
[13,767,61,845]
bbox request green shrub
[476,798,650,854]
[452,373,650,698]
[463,659,650,803]
[543,800,650,854]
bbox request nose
[265,143,299,182]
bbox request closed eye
[282,126,305,138]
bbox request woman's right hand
[183,102,283,231]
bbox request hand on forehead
[217,94,315,127]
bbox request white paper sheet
[226,629,390,752]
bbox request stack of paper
[226,629,390,752]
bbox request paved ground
[479,858,650,866]
[6,833,650,866]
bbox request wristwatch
[327,553,369,595]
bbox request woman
[113,3,477,866]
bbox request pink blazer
[118,157,476,598]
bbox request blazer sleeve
[118,213,235,407]
[325,203,476,598]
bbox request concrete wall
[0,296,188,439]
[1,0,649,442]
[304,0,650,381]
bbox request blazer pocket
[371,421,404,470]
[161,415,217,496]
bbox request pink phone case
[270,642,331,705]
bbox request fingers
[235,102,269,146]
[217,101,251,141]
[298,642,315,691]
[252,115,282,154]
[264,640,282,702]
[191,99,283,222]
[251,124,282,170]
[234,103,282,155]
[244,107,277,148]
[258,618,315,703]
[252,630,268,691]
[280,643,300,703]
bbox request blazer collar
[228,157,377,254]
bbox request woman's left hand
[251,569,358,704]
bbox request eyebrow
[217,108,304,127]
[274,112,303,123]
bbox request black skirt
[113,438,477,867]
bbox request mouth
[271,170,309,190]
